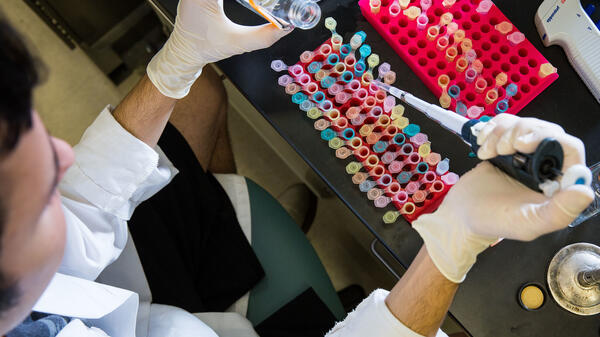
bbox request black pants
[128,123,264,312]
[128,123,338,336]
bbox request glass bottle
[236,0,321,30]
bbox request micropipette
[376,81,592,196]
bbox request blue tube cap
[359,45,372,59]
[320,128,336,141]
[397,172,412,184]
[392,133,406,145]
[341,128,355,140]
[403,124,421,137]
[292,92,307,104]
[373,141,388,153]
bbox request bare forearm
[385,245,459,337]
[113,74,177,147]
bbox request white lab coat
[32,107,445,337]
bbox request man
[0,0,594,336]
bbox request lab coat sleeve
[58,106,178,280]
[325,289,448,337]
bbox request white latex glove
[413,114,595,283]
[147,0,291,98]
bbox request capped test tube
[476,0,493,14]
[436,158,450,175]
[388,160,404,174]
[367,188,383,200]
[271,59,288,72]
[412,190,428,203]
[374,196,392,208]
[360,180,377,192]
[441,172,460,185]
[278,74,293,87]
[383,210,400,224]
[420,0,432,11]
[352,172,369,185]
[335,147,352,159]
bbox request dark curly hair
[0,17,39,315]
[0,20,37,156]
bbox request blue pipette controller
[378,82,591,196]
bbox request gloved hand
[147,0,291,98]
[413,114,595,283]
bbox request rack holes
[486,77,494,87]
[380,16,390,24]
[466,92,476,101]
[511,73,520,82]
[390,26,400,35]
[501,63,511,72]
[490,35,500,43]
[513,92,522,100]
[408,29,418,38]
[528,59,538,68]
[399,18,408,27]
[510,55,519,64]
[472,32,482,40]
[427,50,436,59]
[453,11,462,20]
[409,47,418,55]
[428,68,438,77]
[492,70,500,78]
[522,84,530,93]
[418,58,428,66]
[518,48,528,57]
[520,66,529,75]
[490,17,499,25]
[482,42,491,51]
[530,76,539,86]
[462,4,471,12]
[482,59,492,69]
[463,21,472,30]
[399,36,409,45]
[471,13,481,22]
[491,52,500,61]
[417,39,427,48]
[448,71,457,80]
[500,45,509,54]
[437,61,446,70]
[480,24,491,33]
[434,8,444,16]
